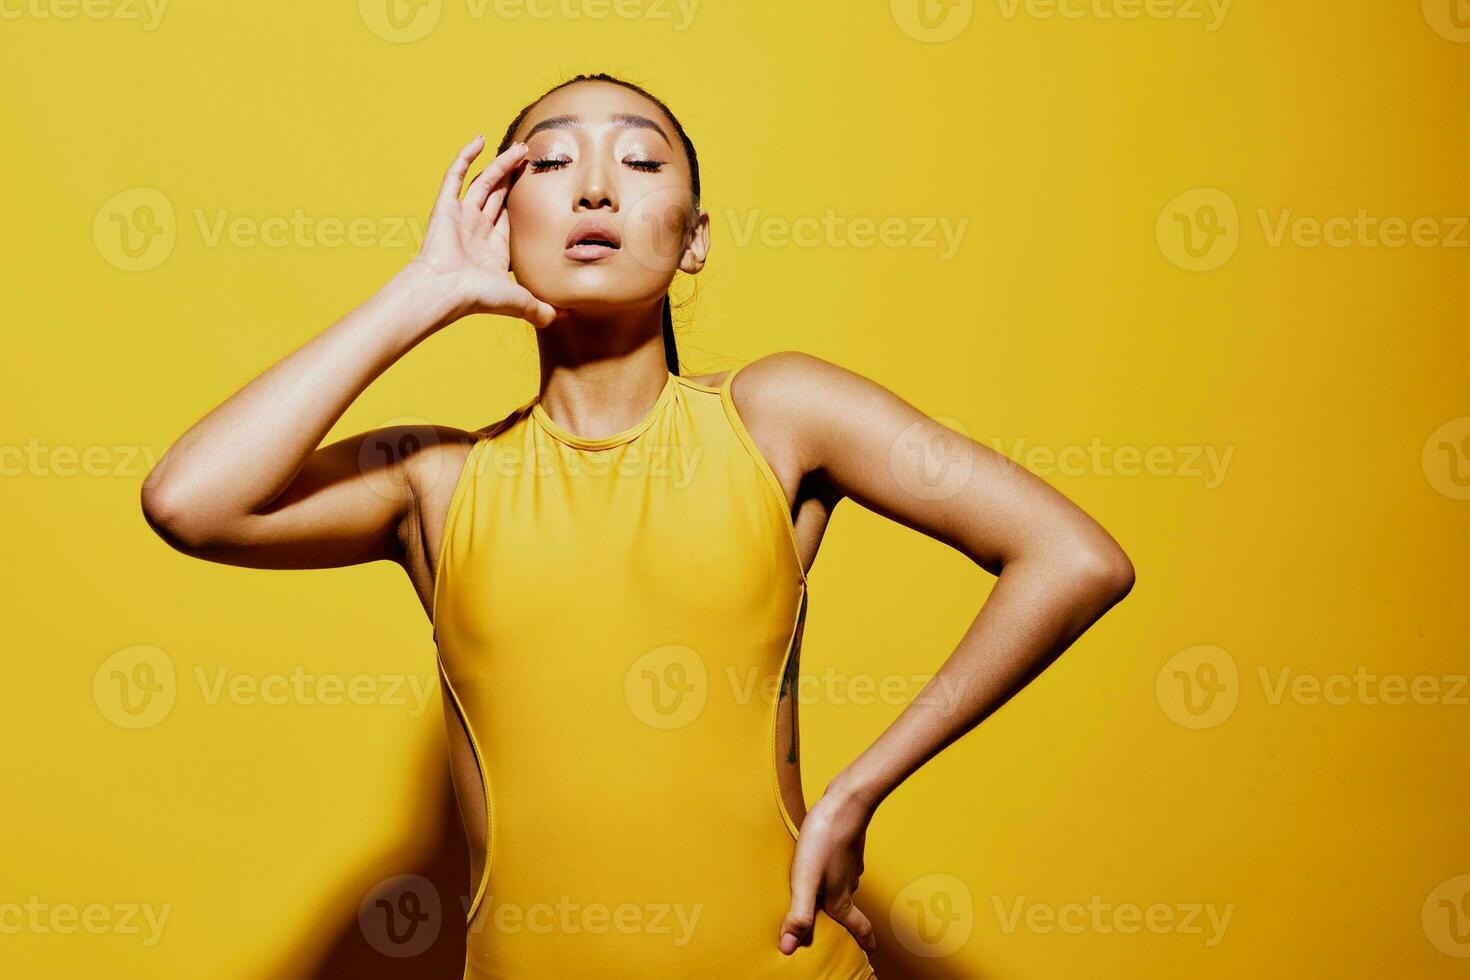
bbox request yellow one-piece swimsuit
[432,362,878,979]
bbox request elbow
[140,479,214,553]
[1106,551,1136,602]
[1070,540,1135,606]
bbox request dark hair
[496,73,700,376]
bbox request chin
[517,262,670,316]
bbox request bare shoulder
[697,351,888,481]
[733,349,885,426]
[393,423,479,553]
[404,399,542,507]
[731,350,869,401]
[393,422,491,612]
[689,350,861,411]
[401,424,483,503]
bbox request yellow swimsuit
[432,363,878,979]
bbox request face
[503,81,709,315]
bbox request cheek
[505,186,560,271]
[507,183,557,243]
[622,185,695,270]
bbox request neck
[532,300,671,439]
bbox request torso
[399,369,836,627]
[405,364,872,978]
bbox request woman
[140,73,1134,979]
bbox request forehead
[516,81,673,141]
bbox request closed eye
[528,157,666,173]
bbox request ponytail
[660,295,679,375]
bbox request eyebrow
[521,112,671,146]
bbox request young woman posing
[141,73,1134,979]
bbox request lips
[565,218,622,251]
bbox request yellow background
[3,1,1468,976]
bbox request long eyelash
[529,158,665,173]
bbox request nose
[574,147,617,212]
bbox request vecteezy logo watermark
[0,438,166,478]
[1157,645,1470,729]
[356,415,447,505]
[0,0,168,30]
[889,414,977,503]
[193,666,438,716]
[1424,874,1470,957]
[0,897,172,946]
[1422,416,1470,500]
[358,0,700,42]
[1158,187,1470,271]
[625,651,974,730]
[887,414,1233,498]
[93,188,428,272]
[1256,209,1470,250]
[1423,0,1470,43]
[990,894,1234,946]
[1257,667,1469,708]
[726,665,972,713]
[359,0,443,42]
[723,209,969,261]
[1155,645,1239,730]
[994,0,1229,30]
[92,645,439,729]
[891,0,975,42]
[892,0,1229,42]
[890,874,976,957]
[93,188,177,272]
[360,874,443,958]
[624,644,708,729]
[990,436,1235,489]
[1156,188,1239,272]
[467,894,704,943]
[93,645,178,730]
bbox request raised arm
[140,135,556,568]
[751,350,1135,957]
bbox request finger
[435,134,484,213]
[829,897,877,955]
[466,142,528,212]
[479,160,520,221]
[492,206,511,255]
[532,300,560,329]
[779,851,822,954]
[503,283,558,329]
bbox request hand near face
[411,135,561,329]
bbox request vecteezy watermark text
[723,209,969,260]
